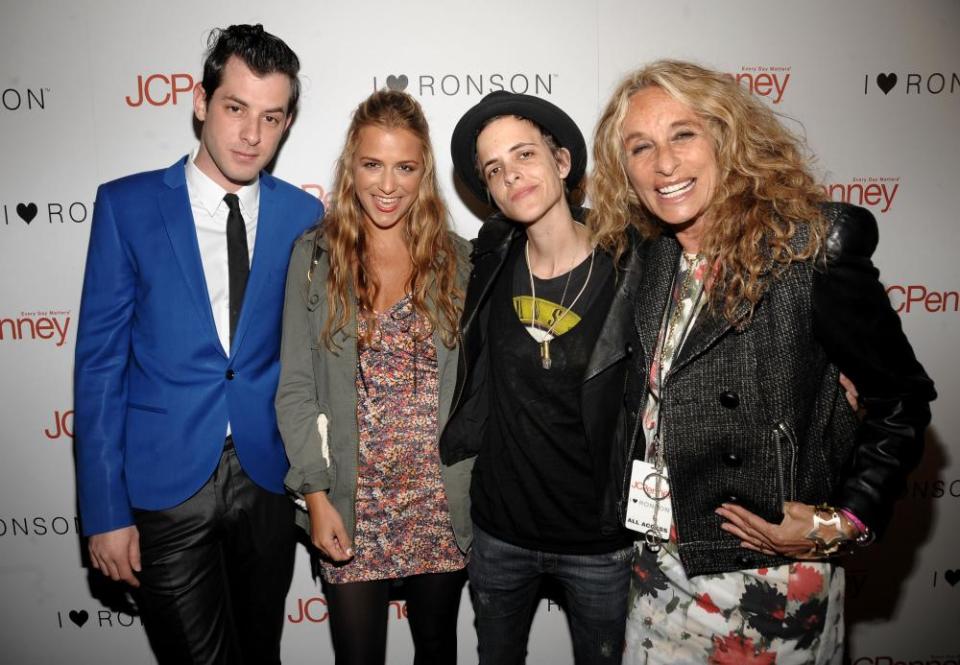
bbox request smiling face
[621,86,719,251]
[476,116,571,226]
[352,124,424,232]
[193,55,293,192]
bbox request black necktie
[224,193,249,345]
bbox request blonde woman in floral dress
[276,90,473,665]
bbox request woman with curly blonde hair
[591,60,935,663]
[276,90,473,665]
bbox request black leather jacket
[439,208,644,538]
[623,202,936,576]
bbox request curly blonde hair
[317,90,462,349]
[589,60,828,324]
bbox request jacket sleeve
[275,237,332,496]
[74,185,136,536]
[812,204,936,536]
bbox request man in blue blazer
[74,25,322,664]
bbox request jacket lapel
[635,235,680,362]
[230,172,278,358]
[672,275,752,375]
[582,231,644,383]
[460,216,519,336]
[158,158,224,357]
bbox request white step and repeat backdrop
[1,1,957,663]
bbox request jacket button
[625,343,633,357]
[737,554,753,567]
[225,369,235,380]
[719,391,740,409]
[309,293,319,305]
[722,452,742,467]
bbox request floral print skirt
[623,543,844,665]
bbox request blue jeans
[468,525,633,665]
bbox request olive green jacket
[275,230,474,551]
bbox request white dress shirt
[185,150,260,439]
[184,149,259,356]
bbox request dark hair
[201,24,301,114]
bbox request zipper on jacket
[620,353,656,522]
[618,365,642,523]
[774,421,798,503]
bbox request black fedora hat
[450,91,587,206]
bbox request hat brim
[450,92,587,208]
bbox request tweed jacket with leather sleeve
[622,202,936,577]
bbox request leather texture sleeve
[812,203,936,536]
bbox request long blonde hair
[318,90,462,348]
[590,60,828,324]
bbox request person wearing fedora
[441,91,644,664]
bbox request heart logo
[945,569,960,586]
[16,202,38,224]
[385,75,409,92]
[876,73,898,94]
[68,609,89,627]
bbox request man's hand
[89,525,141,587]
[304,492,354,562]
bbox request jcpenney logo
[299,184,331,210]
[372,72,557,97]
[0,311,71,347]
[725,66,791,104]
[886,285,958,314]
[2,87,48,111]
[865,71,959,95]
[823,177,899,214]
[125,73,197,107]
[44,409,74,440]
[288,597,408,623]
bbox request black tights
[324,569,467,665]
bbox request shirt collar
[185,147,260,219]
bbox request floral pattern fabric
[321,296,466,584]
[623,544,844,664]
[642,252,708,458]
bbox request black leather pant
[133,445,296,665]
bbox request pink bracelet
[839,508,866,535]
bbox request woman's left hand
[715,501,858,560]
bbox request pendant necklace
[644,252,705,551]
[525,239,595,369]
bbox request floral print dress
[624,543,844,664]
[623,254,845,664]
[321,296,466,584]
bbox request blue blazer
[74,157,323,536]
